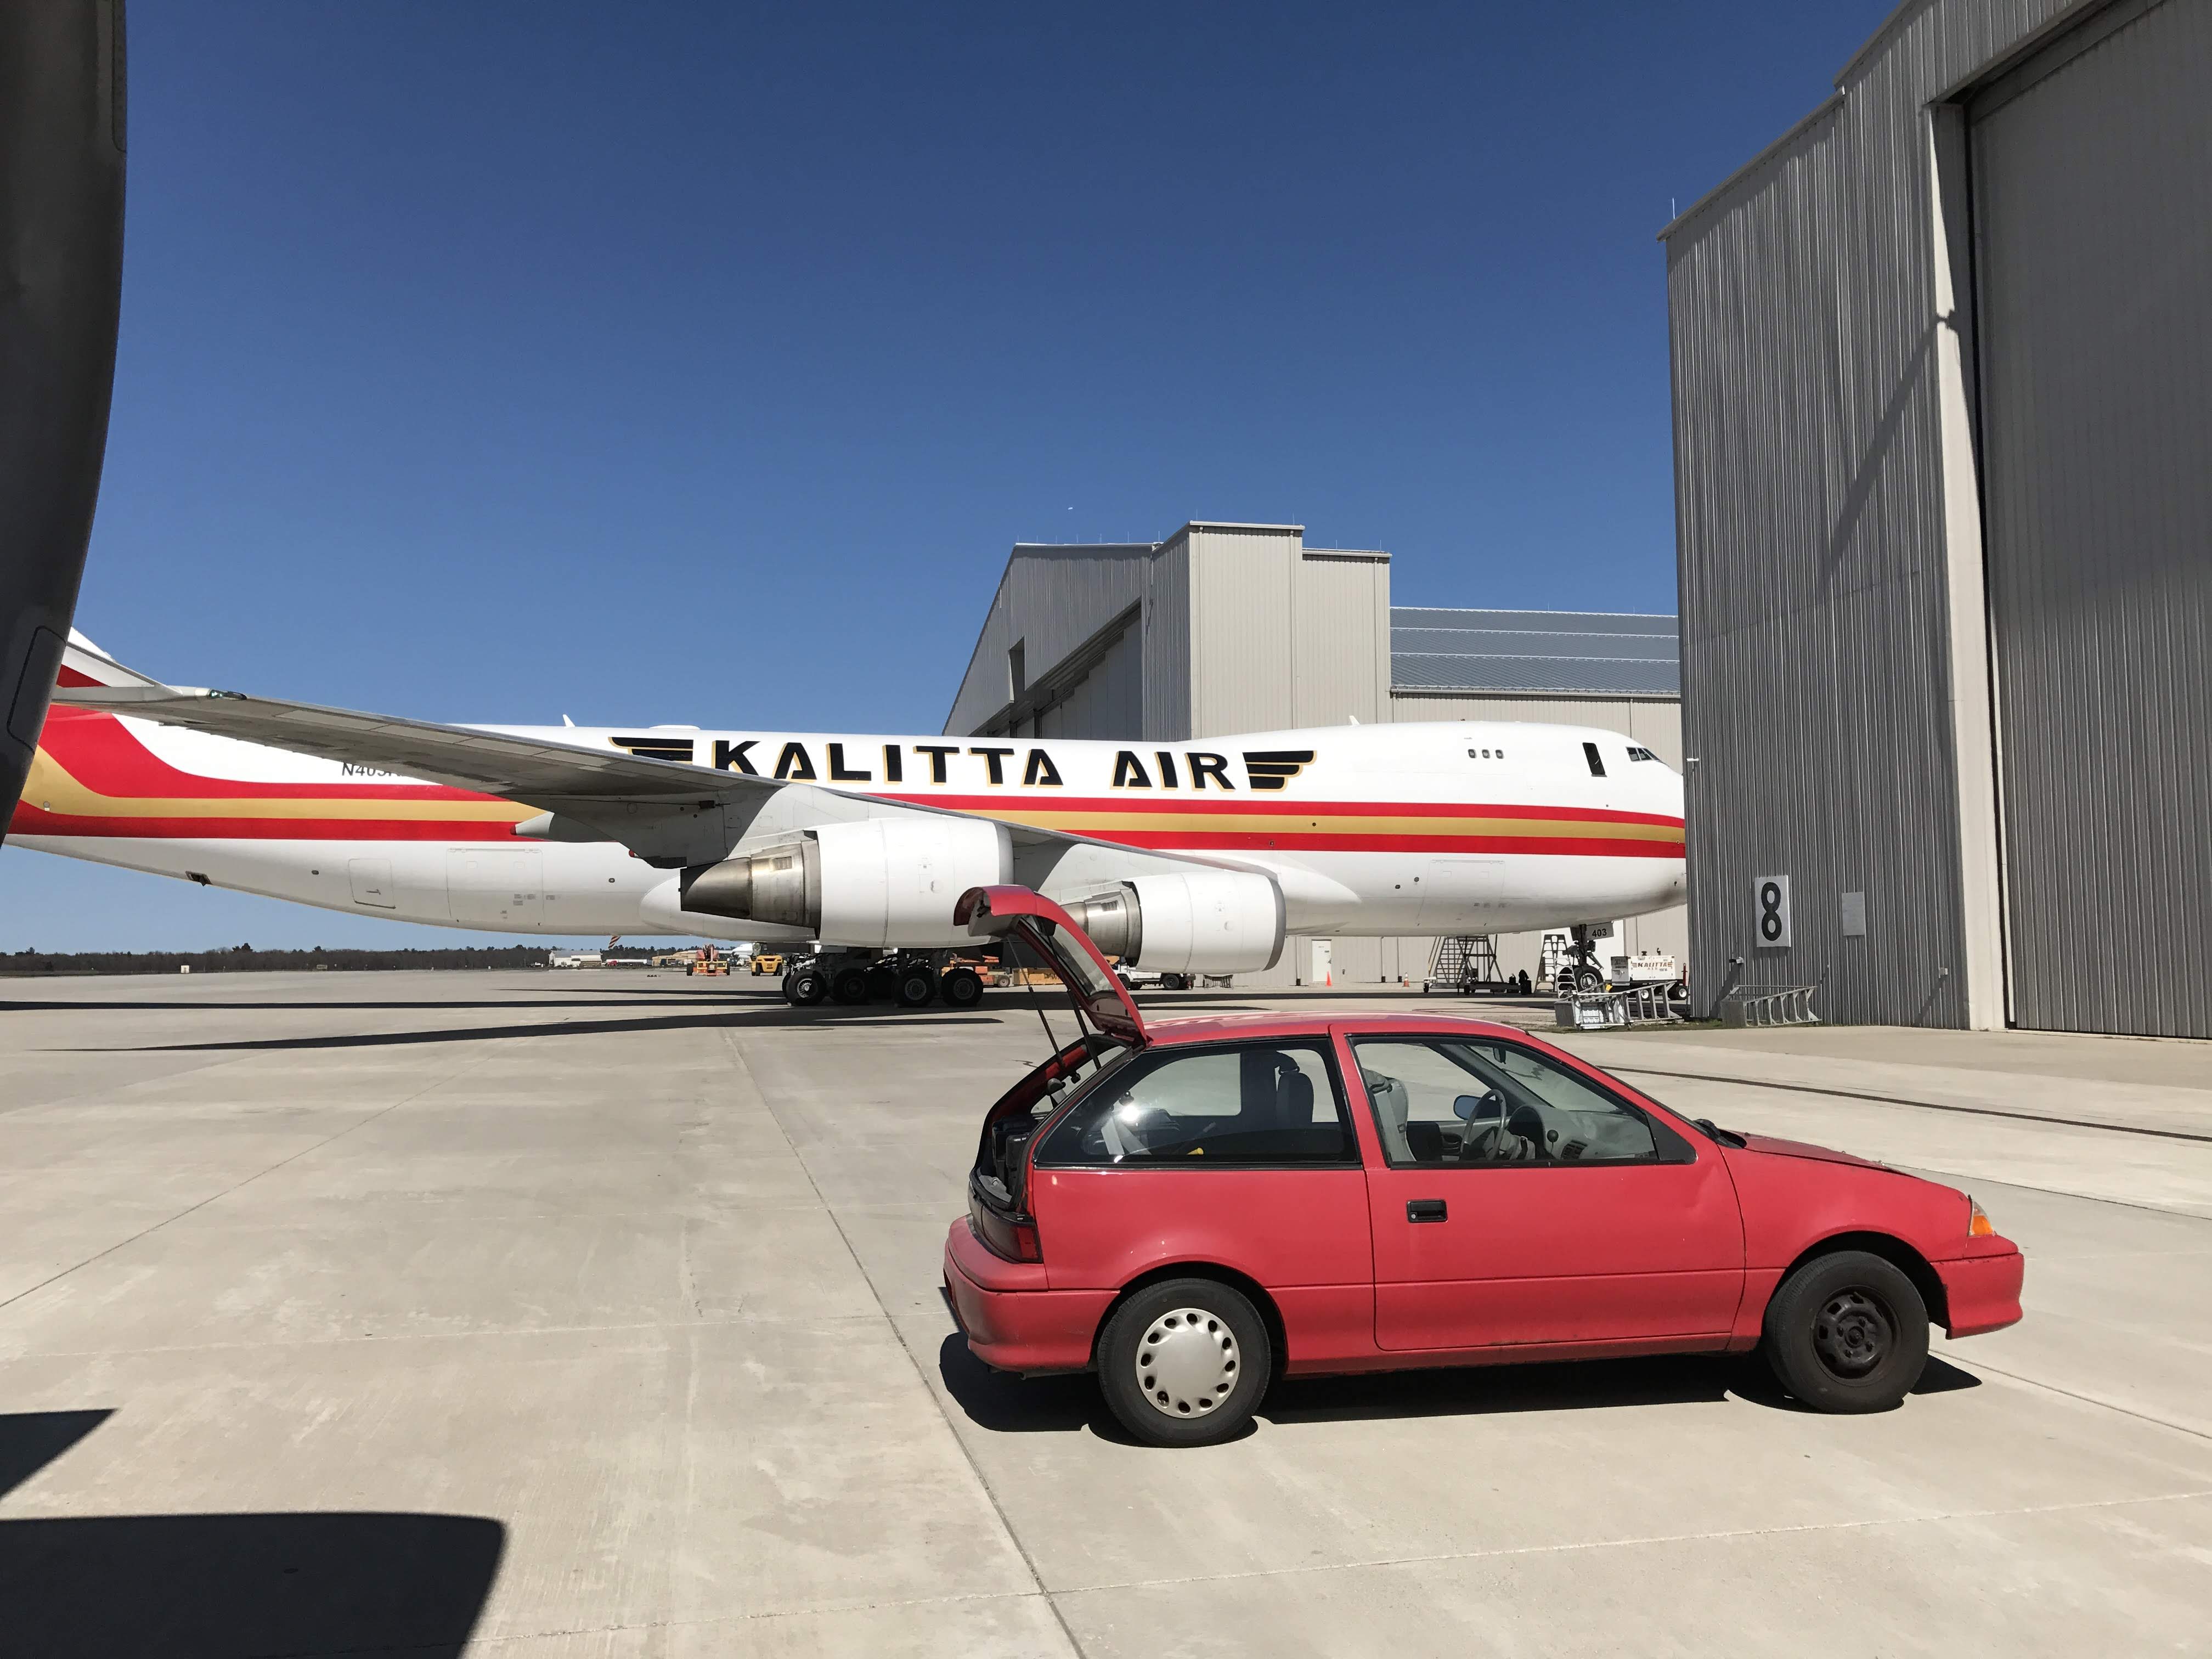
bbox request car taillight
[970,1203,1042,1263]
[1968,1197,1995,1238]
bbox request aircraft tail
[57,629,173,694]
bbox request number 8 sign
[1753,876,1792,949]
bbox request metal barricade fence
[1720,985,1821,1027]
[1554,984,1681,1030]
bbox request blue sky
[4,2,1887,951]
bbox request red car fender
[1722,1144,2017,1336]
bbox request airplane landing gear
[779,950,984,1011]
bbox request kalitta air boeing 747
[15,632,1684,1003]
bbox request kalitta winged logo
[1242,749,1314,791]
[611,736,697,763]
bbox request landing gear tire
[865,962,899,1002]
[831,966,872,1006]
[1760,1250,1928,1414]
[1096,1277,1271,1448]
[1573,966,1604,994]
[784,967,828,1007]
[939,967,983,1010]
[894,963,938,1008]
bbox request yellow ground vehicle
[750,952,786,976]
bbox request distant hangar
[1663,0,2209,1036]
[945,521,1684,989]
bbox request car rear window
[1035,1040,1355,1166]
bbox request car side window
[1036,1042,1354,1166]
[1352,1037,1658,1167]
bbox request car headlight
[1968,1197,1995,1238]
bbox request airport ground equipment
[749,952,786,976]
[1720,984,1821,1028]
[0,1,126,837]
[1423,935,1526,997]
[1554,983,1685,1029]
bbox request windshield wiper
[1692,1117,1748,1148]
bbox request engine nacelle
[680,817,1012,947]
[1063,870,1285,974]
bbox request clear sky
[4,1,1888,952]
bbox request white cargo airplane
[16,632,1684,1002]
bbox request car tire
[1096,1278,1271,1448]
[785,967,828,1006]
[831,966,872,1005]
[894,963,938,1007]
[1761,1249,1928,1414]
[939,967,983,1009]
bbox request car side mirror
[1452,1091,1502,1121]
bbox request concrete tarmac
[2,971,2207,1655]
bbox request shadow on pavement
[935,1335,1983,1438]
[1,991,771,1014]
[54,1006,1003,1053]
[0,1410,505,1658]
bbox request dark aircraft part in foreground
[0,1,127,837]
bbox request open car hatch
[955,885,1148,1046]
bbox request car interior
[1357,1038,1658,1165]
[1043,1043,1355,1164]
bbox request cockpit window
[1582,741,1606,777]
[1626,746,1657,762]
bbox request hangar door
[1971,0,2212,1039]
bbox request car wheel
[785,967,828,1006]
[939,967,983,1009]
[831,966,872,1005]
[1667,980,1691,1003]
[1761,1249,1928,1413]
[894,963,938,1007]
[1096,1278,1271,1448]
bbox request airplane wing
[50,681,1229,887]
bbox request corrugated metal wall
[1663,0,2086,1028]
[1971,0,2212,1038]
[1139,534,1194,742]
[1035,624,1144,741]
[1292,552,1392,729]
[1187,526,1300,737]
[944,545,1155,737]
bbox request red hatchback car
[944,888,2025,1447]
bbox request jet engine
[1062,870,1285,974]
[679,817,1013,947]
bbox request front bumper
[942,1219,1111,1374]
[1936,1248,2025,1338]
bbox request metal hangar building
[1662,0,2209,1036]
[944,521,1684,990]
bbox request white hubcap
[1134,1307,1240,1418]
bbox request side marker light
[1968,1198,1995,1238]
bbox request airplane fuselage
[14,709,1685,943]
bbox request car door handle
[1406,1198,1447,1223]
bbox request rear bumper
[942,1220,1111,1375]
[1936,1249,2025,1339]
